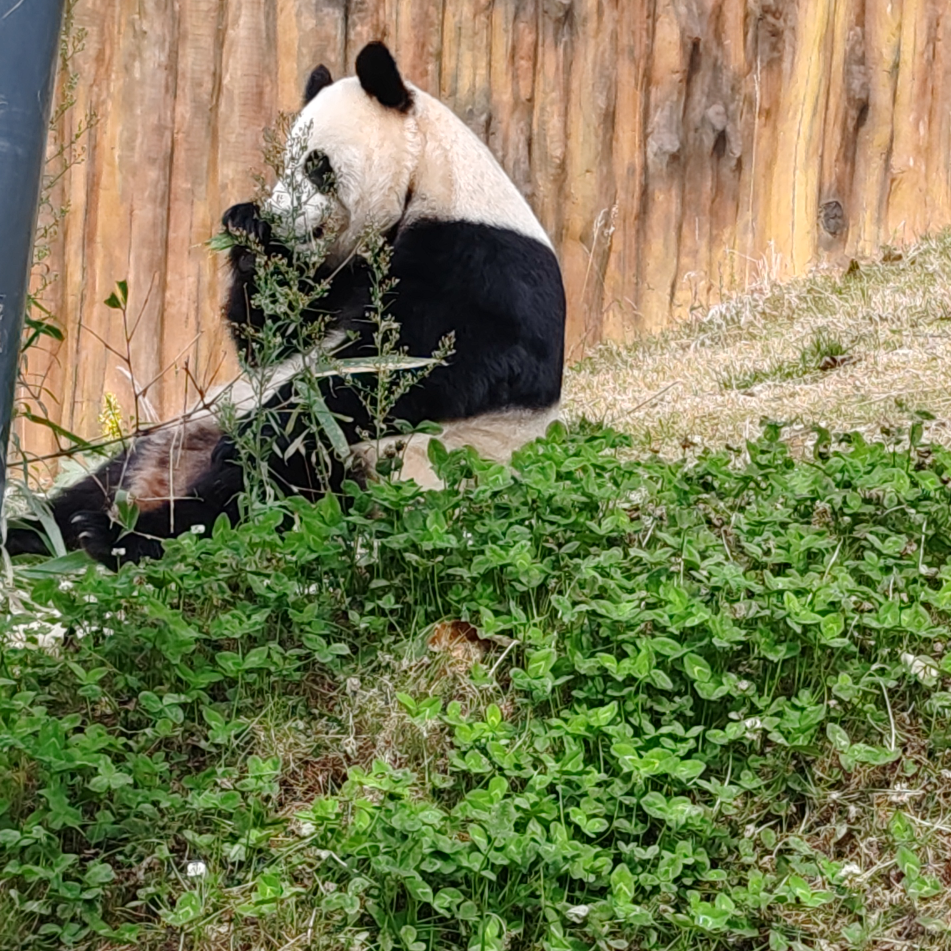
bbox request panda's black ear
[355,42,412,112]
[303,65,333,105]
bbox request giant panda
[4,42,566,569]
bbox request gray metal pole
[0,0,67,512]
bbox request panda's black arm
[221,202,376,367]
[222,203,285,364]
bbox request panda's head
[265,42,420,256]
[265,41,550,258]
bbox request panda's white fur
[351,406,562,490]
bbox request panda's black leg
[68,511,156,571]
[4,525,54,556]
[3,451,133,557]
[74,442,246,568]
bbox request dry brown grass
[565,232,951,456]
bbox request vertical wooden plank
[560,0,618,356]
[851,0,903,255]
[65,0,179,435]
[601,0,651,342]
[118,0,180,414]
[276,0,346,109]
[766,0,834,275]
[439,0,462,104]
[704,0,746,306]
[276,0,301,109]
[488,0,537,199]
[218,1,278,205]
[637,0,689,333]
[734,0,797,287]
[450,0,494,138]
[670,0,721,320]
[815,0,867,264]
[62,0,125,438]
[886,0,939,242]
[346,0,387,67]
[309,0,348,80]
[394,0,444,95]
[161,0,233,420]
[530,0,572,254]
[928,1,951,228]
[52,0,117,446]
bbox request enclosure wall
[21,0,951,457]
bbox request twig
[135,331,204,398]
[128,271,157,341]
[80,323,128,362]
[619,380,683,417]
[880,681,896,752]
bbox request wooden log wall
[20,0,951,458]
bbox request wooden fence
[21,0,951,457]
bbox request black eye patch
[304,150,335,193]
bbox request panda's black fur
[4,42,565,569]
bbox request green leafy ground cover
[4,422,951,950]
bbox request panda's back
[405,87,552,250]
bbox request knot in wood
[543,0,572,20]
[819,199,846,236]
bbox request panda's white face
[265,77,418,258]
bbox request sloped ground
[565,231,951,455]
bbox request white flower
[840,862,861,881]
[901,652,938,684]
[743,717,763,741]
[110,548,126,558]
[190,524,206,534]
[186,860,207,878]
[566,905,590,923]
[888,784,912,804]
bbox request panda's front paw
[222,202,272,248]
